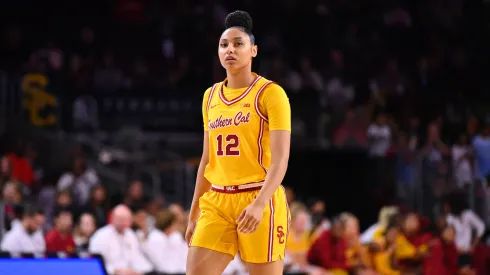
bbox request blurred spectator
[307,214,351,274]
[446,194,485,267]
[472,125,490,182]
[367,113,391,157]
[0,206,45,253]
[6,142,36,187]
[333,109,367,149]
[452,133,474,188]
[81,185,108,228]
[89,204,152,275]
[360,206,399,245]
[57,156,99,206]
[424,225,458,275]
[0,181,23,237]
[372,221,400,275]
[123,180,145,206]
[141,209,187,274]
[44,208,75,253]
[308,198,330,233]
[396,133,416,206]
[73,212,96,252]
[285,205,315,273]
[0,156,12,188]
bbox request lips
[225,56,236,61]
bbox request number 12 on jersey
[216,134,240,156]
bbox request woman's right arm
[188,132,211,223]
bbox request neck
[226,69,255,89]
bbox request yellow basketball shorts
[190,182,290,263]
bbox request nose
[226,45,235,54]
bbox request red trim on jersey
[219,75,262,106]
[268,198,275,262]
[254,81,275,122]
[257,119,268,174]
[280,186,291,245]
[206,84,218,113]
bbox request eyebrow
[220,37,244,42]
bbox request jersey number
[216,134,240,156]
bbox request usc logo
[22,73,58,127]
[276,226,285,244]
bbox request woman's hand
[237,201,267,233]
[185,219,197,245]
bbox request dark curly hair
[224,10,255,44]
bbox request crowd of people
[1,152,490,275]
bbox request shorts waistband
[211,182,264,194]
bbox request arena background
[1,0,490,274]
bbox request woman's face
[403,214,420,233]
[57,193,72,206]
[218,27,257,73]
[1,157,10,174]
[343,217,359,239]
[293,211,311,232]
[129,181,143,199]
[93,186,105,202]
[79,214,96,236]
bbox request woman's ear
[252,45,258,58]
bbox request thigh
[238,186,290,263]
[190,191,238,258]
[246,260,284,275]
[187,246,234,275]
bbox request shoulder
[44,230,57,239]
[148,229,166,242]
[92,225,111,239]
[257,78,285,94]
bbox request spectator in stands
[81,185,108,228]
[396,213,430,273]
[472,125,490,182]
[131,204,149,241]
[367,113,391,157]
[340,213,375,275]
[396,133,415,205]
[45,207,75,253]
[285,205,315,273]
[57,156,99,206]
[424,225,458,275]
[308,198,331,233]
[372,221,400,275]
[452,133,474,189]
[0,181,23,237]
[89,204,153,275]
[0,206,45,253]
[168,203,186,235]
[73,212,96,252]
[141,209,187,274]
[6,141,36,187]
[123,180,145,207]
[446,194,485,271]
[360,206,398,245]
[0,156,12,188]
[308,215,352,275]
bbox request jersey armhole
[254,81,275,123]
[206,83,219,113]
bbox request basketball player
[185,10,291,275]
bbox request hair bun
[225,10,253,31]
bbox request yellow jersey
[202,73,291,187]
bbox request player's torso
[205,76,272,186]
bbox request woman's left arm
[253,130,290,207]
[237,83,291,233]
